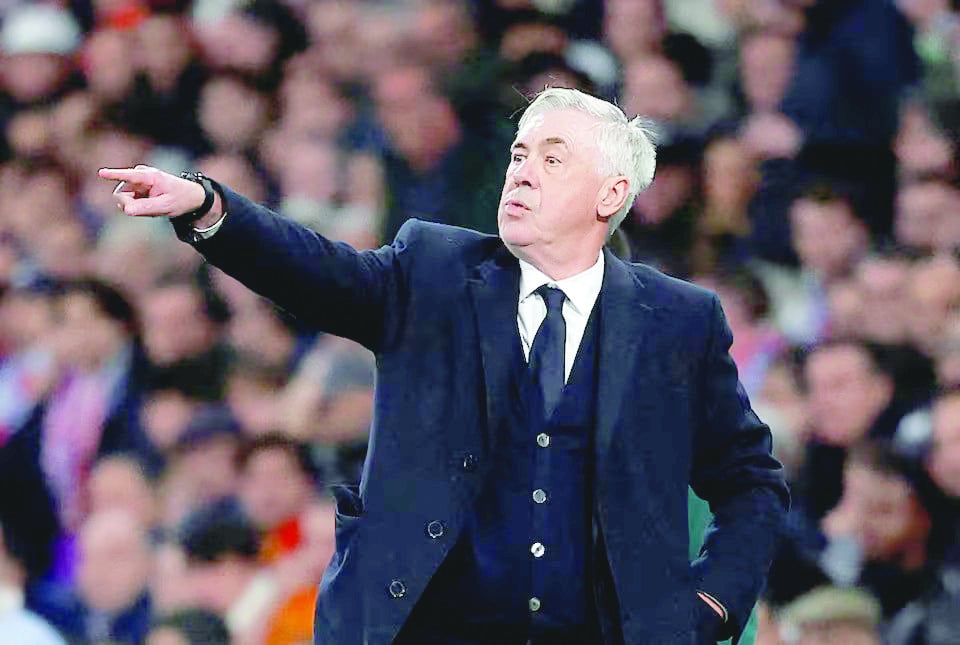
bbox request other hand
[98,165,206,218]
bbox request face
[739,33,795,112]
[239,448,313,530]
[498,109,616,266]
[54,292,125,370]
[77,513,151,612]
[796,622,879,645]
[804,345,891,445]
[87,459,155,528]
[855,257,912,343]
[790,198,867,279]
[147,627,189,645]
[929,394,960,496]
[841,463,928,561]
[141,285,215,364]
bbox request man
[100,88,788,644]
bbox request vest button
[529,597,542,612]
[532,489,547,504]
[531,542,545,558]
[536,433,550,448]
[461,453,479,472]
[388,579,406,599]
[426,520,445,539]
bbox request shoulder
[392,219,502,266]
[626,261,719,313]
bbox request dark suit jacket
[176,187,789,645]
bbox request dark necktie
[528,285,566,419]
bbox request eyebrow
[510,137,570,151]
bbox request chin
[498,218,533,246]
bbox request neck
[515,245,602,281]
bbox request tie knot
[536,285,566,314]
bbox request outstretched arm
[99,166,407,351]
[689,295,790,642]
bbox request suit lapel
[466,245,522,458]
[594,248,659,467]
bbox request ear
[596,176,630,222]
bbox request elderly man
[100,88,788,645]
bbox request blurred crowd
[0,0,958,644]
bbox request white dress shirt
[517,252,605,383]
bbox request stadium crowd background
[0,0,959,643]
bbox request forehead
[513,109,601,149]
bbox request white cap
[0,4,82,56]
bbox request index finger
[98,168,153,183]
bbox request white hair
[517,88,657,238]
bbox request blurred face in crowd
[198,76,271,152]
[186,554,255,615]
[499,109,626,274]
[83,29,135,101]
[239,446,314,531]
[790,197,868,281]
[826,279,864,340]
[136,15,192,88]
[739,32,795,112]
[703,137,758,216]
[838,461,930,562]
[197,153,266,205]
[604,0,664,61]
[854,256,912,343]
[907,256,960,350]
[171,435,240,509]
[1,53,70,103]
[147,627,190,645]
[895,180,960,253]
[141,388,200,452]
[794,621,879,645]
[87,457,156,529]
[226,371,283,435]
[54,290,128,371]
[929,393,960,497]
[804,344,892,445]
[278,76,351,141]
[227,300,296,370]
[632,162,696,226]
[77,510,151,612]
[373,66,461,171]
[141,283,217,364]
[622,55,692,123]
[0,289,56,351]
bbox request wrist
[190,192,224,229]
[176,171,222,225]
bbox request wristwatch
[178,171,218,225]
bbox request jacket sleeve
[689,294,790,642]
[172,184,411,352]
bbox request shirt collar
[518,251,605,316]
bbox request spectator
[43,509,153,644]
[146,608,230,645]
[797,341,896,519]
[777,586,882,645]
[820,442,939,618]
[759,183,870,344]
[159,406,242,528]
[0,517,65,644]
[177,499,302,645]
[140,276,231,400]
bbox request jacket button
[461,453,479,472]
[388,579,406,599]
[426,520,445,539]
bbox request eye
[545,156,561,166]
[511,153,525,164]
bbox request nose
[512,158,537,189]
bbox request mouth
[504,199,530,212]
